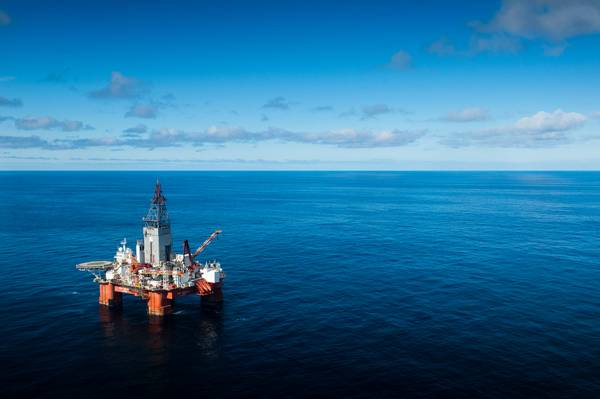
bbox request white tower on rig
[141,179,173,266]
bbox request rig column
[207,283,224,303]
[147,292,172,316]
[99,283,122,308]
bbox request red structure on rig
[77,181,225,316]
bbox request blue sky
[1,0,600,170]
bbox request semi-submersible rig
[77,181,225,316]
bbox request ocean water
[1,171,600,398]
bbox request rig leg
[99,283,122,308]
[147,292,172,316]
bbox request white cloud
[443,109,588,147]
[13,116,93,132]
[361,104,395,119]
[0,126,427,150]
[0,96,22,107]
[125,103,158,119]
[467,0,600,56]
[428,33,521,56]
[284,128,425,148]
[311,105,334,112]
[469,34,521,54]
[123,124,148,134]
[89,72,146,99]
[387,50,412,70]
[429,1,600,57]
[262,96,293,110]
[478,0,600,41]
[62,120,89,132]
[514,109,587,132]
[442,108,490,122]
[41,69,70,83]
[427,38,456,56]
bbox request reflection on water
[98,305,124,338]
[196,301,224,360]
[98,298,225,367]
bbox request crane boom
[192,229,222,259]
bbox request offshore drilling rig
[77,180,224,316]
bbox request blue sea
[1,171,600,398]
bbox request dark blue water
[1,171,600,398]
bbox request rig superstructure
[77,180,224,316]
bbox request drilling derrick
[142,180,173,265]
[76,180,225,317]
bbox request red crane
[192,229,222,259]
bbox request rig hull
[95,271,223,315]
[95,277,223,315]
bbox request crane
[192,229,222,260]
